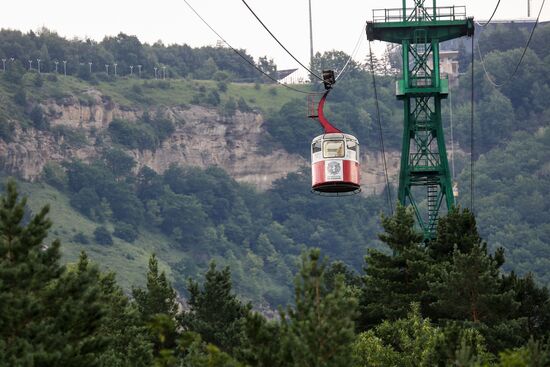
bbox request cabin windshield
[323,140,345,158]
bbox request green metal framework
[367,0,474,239]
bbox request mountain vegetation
[39,158,386,305]
[0,20,549,365]
[0,28,277,82]
[1,181,548,366]
[0,22,547,293]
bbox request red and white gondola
[309,70,361,195]
[311,133,360,194]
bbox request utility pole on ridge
[308,0,314,83]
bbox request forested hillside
[34,163,386,305]
[0,28,276,81]
[2,181,549,366]
[454,23,550,285]
[0,21,549,304]
[0,12,549,365]
[264,22,550,287]
[0,29,393,306]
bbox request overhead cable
[476,41,502,88]
[335,24,366,81]
[368,41,393,215]
[477,0,546,87]
[477,0,501,27]
[240,0,324,82]
[470,36,475,213]
[182,0,311,94]
[449,82,456,181]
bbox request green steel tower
[366,0,474,239]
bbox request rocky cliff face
[0,88,400,193]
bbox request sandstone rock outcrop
[0,89,400,193]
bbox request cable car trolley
[309,70,361,196]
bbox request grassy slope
[19,180,179,292]
[16,180,293,303]
[0,73,300,113]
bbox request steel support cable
[449,82,456,180]
[335,24,366,81]
[368,41,393,215]
[477,0,501,27]
[240,0,324,82]
[470,35,475,213]
[477,0,546,88]
[476,40,503,88]
[449,79,458,206]
[333,35,364,84]
[182,0,311,94]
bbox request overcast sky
[0,0,546,73]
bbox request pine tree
[132,254,179,319]
[242,313,288,367]
[0,181,113,366]
[39,251,112,366]
[132,254,179,361]
[497,337,550,367]
[444,326,492,366]
[429,243,517,324]
[179,261,251,356]
[88,252,153,367]
[359,205,431,329]
[428,207,484,262]
[0,180,65,366]
[427,208,516,325]
[324,261,362,294]
[280,249,357,367]
[500,271,550,343]
[428,208,522,353]
[147,314,180,366]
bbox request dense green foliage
[0,117,14,142]
[0,21,546,303]
[0,20,549,365]
[1,181,549,366]
[359,205,429,328]
[354,304,448,366]
[446,25,550,282]
[457,129,550,285]
[94,226,113,245]
[49,157,386,305]
[448,23,550,154]
[108,118,171,151]
[263,23,550,290]
[280,250,358,367]
[359,205,550,359]
[0,181,153,366]
[180,262,252,357]
[0,28,276,82]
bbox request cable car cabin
[311,133,360,194]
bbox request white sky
[0,0,547,74]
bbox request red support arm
[317,91,342,134]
